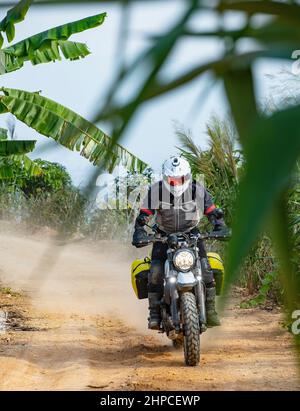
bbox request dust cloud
[0,228,151,333]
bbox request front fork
[165,253,206,335]
[167,278,206,334]
[165,254,181,333]
[169,283,180,333]
[195,280,207,332]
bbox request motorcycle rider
[132,156,228,330]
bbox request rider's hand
[132,228,149,248]
[213,226,231,238]
[136,214,149,227]
[212,224,223,232]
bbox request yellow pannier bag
[207,252,225,295]
[131,257,151,299]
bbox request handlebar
[198,230,231,240]
[141,228,231,246]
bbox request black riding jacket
[135,180,224,234]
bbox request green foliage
[0,139,36,156]
[225,106,300,316]
[0,126,40,179]
[0,158,86,236]
[0,40,91,74]
[24,187,86,236]
[178,116,298,305]
[18,159,72,196]
[0,13,106,74]
[0,0,32,47]
[241,236,275,294]
[0,4,144,176]
[5,12,106,56]
[0,154,42,180]
[0,155,70,194]
[0,127,8,139]
[240,272,280,309]
[0,88,148,173]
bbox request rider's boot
[206,286,221,327]
[201,257,221,327]
[148,292,161,330]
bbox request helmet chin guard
[162,156,191,197]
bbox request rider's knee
[149,259,164,285]
[205,280,216,289]
[148,283,163,293]
[200,258,214,285]
[203,271,215,285]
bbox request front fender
[177,271,197,289]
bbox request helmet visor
[167,175,189,187]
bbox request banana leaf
[13,154,43,176]
[4,12,106,58]
[0,0,32,47]
[0,12,106,74]
[0,87,147,173]
[0,139,36,156]
[0,40,91,74]
[0,162,13,178]
[0,127,8,139]
[0,153,43,179]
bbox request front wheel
[181,292,200,366]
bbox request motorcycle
[131,226,229,366]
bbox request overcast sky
[0,1,291,186]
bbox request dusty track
[0,231,299,391]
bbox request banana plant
[0,0,147,173]
[0,125,42,179]
[0,87,147,173]
[0,12,107,74]
[0,0,32,47]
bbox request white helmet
[162,156,191,197]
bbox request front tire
[181,292,200,366]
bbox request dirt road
[0,231,299,391]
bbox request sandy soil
[0,231,299,391]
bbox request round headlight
[173,250,195,272]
